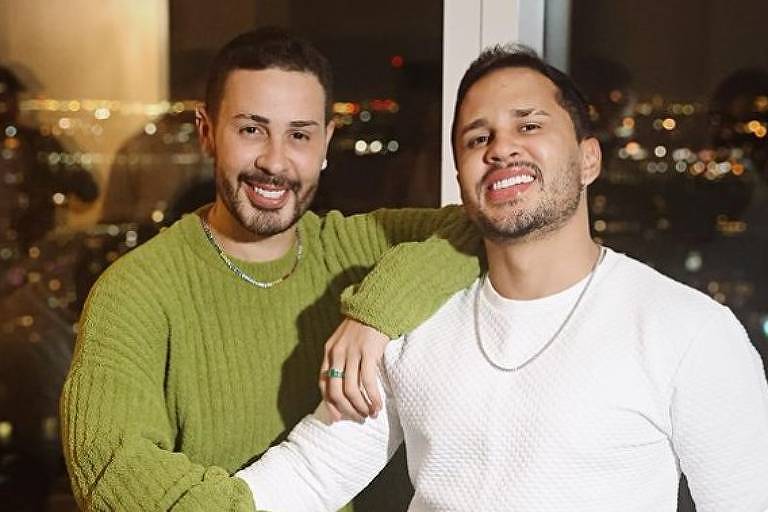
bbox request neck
[205,200,297,263]
[484,209,599,300]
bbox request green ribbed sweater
[60,206,480,511]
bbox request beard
[216,167,318,237]
[465,159,582,243]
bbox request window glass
[570,0,768,354]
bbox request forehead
[219,68,325,120]
[459,67,564,122]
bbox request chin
[240,209,296,236]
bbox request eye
[467,134,490,148]
[519,122,541,133]
[290,131,310,141]
[239,125,262,136]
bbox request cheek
[217,138,255,170]
[457,154,484,186]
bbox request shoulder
[386,280,479,357]
[606,250,723,318]
[600,249,748,364]
[91,216,194,296]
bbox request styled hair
[204,27,333,122]
[451,44,592,164]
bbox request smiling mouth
[250,184,287,200]
[242,178,293,209]
[490,174,535,191]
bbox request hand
[319,318,388,422]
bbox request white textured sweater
[238,249,768,512]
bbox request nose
[485,132,523,166]
[255,138,289,175]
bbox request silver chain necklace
[475,246,606,372]
[200,216,303,289]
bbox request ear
[324,119,335,149]
[196,105,215,157]
[578,137,602,187]
[321,119,335,169]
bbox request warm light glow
[94,107,111,120]
[369,140,383,153]
[593,220,607,232]
[662,118,676,130]
[333,102,360,115]
[0,422,12,443]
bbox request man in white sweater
[236,45,768,511]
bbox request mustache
[481,160,542,183]
[237,170,300,192]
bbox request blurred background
[0,0,765,510]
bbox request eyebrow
[233,113,320,128]
[512,108,550,118]
[459,109,550,137]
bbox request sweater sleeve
[323,206,483,338]
[670,306,768,512]
[236,365,403,511]
[59,267,256,512]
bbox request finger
[360,356,381,417]
[326,349,363,422]
[318,368,328,399]
[319,330,339,397]
[342,354,370,418]
[326,374,362,421]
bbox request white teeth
[491,175,534,190]
[253,185,287,199]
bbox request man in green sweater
[60,28,480,511]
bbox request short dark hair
[204,27,334,123]
[451,44,592,165]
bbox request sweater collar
[180,204,318,286]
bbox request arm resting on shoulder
[319,206,482,418]
[325,205,483,337]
